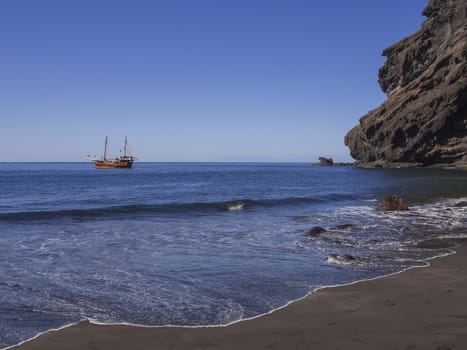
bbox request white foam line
[78,245,460,330]
[3,244,460,350]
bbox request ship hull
[92,160,134,169]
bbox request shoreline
[10,239,467,350]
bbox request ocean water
[0,162,466,348]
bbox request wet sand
[13,240,467,350]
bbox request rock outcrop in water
[345,0,467,168]
[377,195,409,211]
[306,226,326,236]
[316,157,334,166]
[311,157,354,167]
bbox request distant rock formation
[315,157,334,166]
[312,157,354,166]
[345,0,467,168]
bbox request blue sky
[1,0,427,162]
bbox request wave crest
[0,194,357,222]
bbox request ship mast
[104,136,108,160]
[124,136,128,157]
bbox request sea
[0,162,466,348]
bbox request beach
[13,240,467,350]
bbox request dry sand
[13,240,467,350]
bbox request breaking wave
[0,194,360,222]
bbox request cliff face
[345,0,467,167]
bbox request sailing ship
[86,136,137,169]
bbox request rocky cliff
[345,0,467,167]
